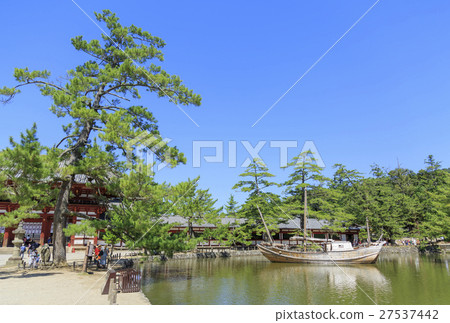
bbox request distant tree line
[222,154,450,245]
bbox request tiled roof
[160,215,334,230]
[278,217,329,230]
[161,215,245,227]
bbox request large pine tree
[0,10,201,264]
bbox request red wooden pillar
[40,215,51,245]
[2,204,13,247]
[2,228,13,247]
[70,215,77,246]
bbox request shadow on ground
[0,271,63,280]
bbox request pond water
[140,253,450,305]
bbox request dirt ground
[0,267,150,305]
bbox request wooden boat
[257,239,386,264]
[254,182,385,264]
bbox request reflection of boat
[258,240,386,264]
[259,262,389,290]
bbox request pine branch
[54,135,78,149]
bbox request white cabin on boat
[326,241,354,251]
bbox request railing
[230,245,259,251]
[198,239,303,247]
[195,245,259,252]
[109,251,140,261]
[101,268,141,296]
[117,268,141,293]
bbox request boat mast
[256,204,274,244]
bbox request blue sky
[1,1,449,206]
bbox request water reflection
[256,263,390,305]
[141,254,450,305]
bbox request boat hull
[258,243,385,264]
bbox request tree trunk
[52,177,73,265]
[50,85,104,265]
[82,242,90,272]
[366,216,371,243]
[51,121,95,264]
[188,220,194,239]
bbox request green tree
[416,156,450,239]
[360,170,403,240]
[332,164,410,241]
[233,158,284,241]
[170,177,220,241]
[0,125,58,228]
[330,164,373,241]
[224,194,239,217]
[0,10,201,264]
[386,166,419,238]
[64,220,97,245]
[283,151,328,237]
[100,169,196,257]
[210,219,252,247]
[209,194,251,247]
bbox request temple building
[1,175,106,247]
[165,215,360,247]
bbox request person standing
[104,245,109,266]
[94,245,100,267]
[99,246,109,268]
[20,244,26,259]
